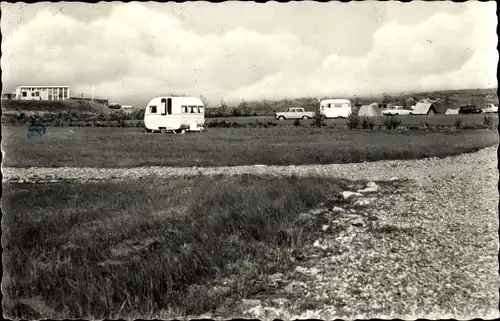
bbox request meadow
[2,124,498,168]
[2,175,353,319]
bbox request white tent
[412,102,438,115]
[358,103,382,117]
[444,108,459,115]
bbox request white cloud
[1,2,497,107]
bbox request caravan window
[198,106,204,113]
[149,105,157,113]
[182,106,188,113]
[190,106,196,113]
[334,103,343,108]
[161,98,167,115]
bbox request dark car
[458,105,483,114]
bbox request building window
[22,92,27,97]
[149,105,157,113]
[35,92,39,97]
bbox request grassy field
[2,175,353,319]
[2,126,498,168]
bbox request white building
[15,86,70,101]
[121,105,135,113]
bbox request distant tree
[220,98,228,113]
[200,95,209,108]
[382,93,392,104]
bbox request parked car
[482,103,498,113]
[381,105,412,116]
[458,105,483,114]
[276,107,315,120]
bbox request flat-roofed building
[15,86,70,101]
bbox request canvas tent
[358,103,382,117]
[411,102,439,115]
[444,108,459,115]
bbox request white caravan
[144,96,205,133]
[319,99,352,118]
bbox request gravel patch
[2,146,498,183]
[180,146,496,320]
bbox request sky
[1,1,498,107]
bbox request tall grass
[2,175,349,319]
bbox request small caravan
[144,96,205,133]
[319,99,352,118]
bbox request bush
[383,115,401,130]
[483,114,494,129]
[361,117,375,130]
[231,108,241,117]
[314,111,325,128]
[130,108,145,120]
[293,119,301,127]
[347,113,360,129]
[455,118,463,129]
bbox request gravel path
[2,147,498,319]
[1,147,498,183]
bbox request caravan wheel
[160,128,167,134]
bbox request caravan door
[160,98,172,116]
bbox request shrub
[347,113,360,129]
[314,111,325,128]
[455,118,463,129]
[361,117,374,130]
[483,114,494,129]
[231,108,241,117]
[383,115,401,130]
[130,108,145,120]
[293,119,301,127]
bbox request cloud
[224,2,498,101]
[1,2,497,107]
